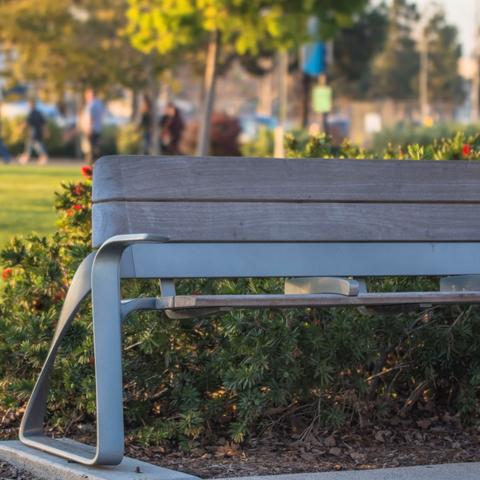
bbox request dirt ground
[1,415,480,479]
[124,415,480,478]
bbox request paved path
[1,440,479,480]
[213,462,480,480]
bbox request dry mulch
[1,415,480,478]
[123,414,480,478]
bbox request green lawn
[0,164,81,246]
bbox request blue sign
[302,42,326,77]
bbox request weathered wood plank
[171,291,480,309]
[93,201,480,247]
[93,156,480,203]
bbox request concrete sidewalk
[0,440,479,480]
[0,440,199,480]
[214,462,480,480]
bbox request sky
[414,0,477,56]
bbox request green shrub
[0,117,24,154]
[1,117,76,158]
[1,135,480,449]
[241,126,274,157]
[99,125,118,156]
[116,123,142,155]
[372,123,480,152]
[1,116,122,158]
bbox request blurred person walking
[139,94,153,154]
[160,103,184,154]
[79,88,105,164]
[18,99,48,165]
[0,137,10,164]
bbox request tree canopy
[0,0,158,97]
[126,0,368,57]
[126,0,368,153]
[370,0,420,100]
[424,7,464,105]
[331,3,388,99]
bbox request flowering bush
[1,136,480,449]
[371,123,480,153]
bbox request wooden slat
[171,291,480,309]
[93,156,480,204]
[92,201,480,247]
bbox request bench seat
[162,291,480,309]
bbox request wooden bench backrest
[92,156,480,278]
[93,156,480,278]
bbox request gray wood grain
[171,291,480,308]
[92,201,480,247]
[93,156,480,203]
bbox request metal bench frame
[19,234,480,465]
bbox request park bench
[19,155,480,466]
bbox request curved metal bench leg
[20,234,169,466]
[19,251,125,465]
[19,253,97,462]
[19,249,125,465]
[88,242,125,465]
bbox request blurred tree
[0,0,161,98]
[424,8,465,107]
[0,0,174,153]
[370,0,420,100]
[126,0,368,155]
[331,3,388,99]
[330,0,464,113]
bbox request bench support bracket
[284,277,360,296]
[20,234,168,466]
[440,275,480,293]
[159,279,229,319]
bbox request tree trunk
[274,50,288,158]
[257,61,274,116]
[130,88,139,122]
[148,58,161,155]
[197,30,220,156]
[301,72,312,128]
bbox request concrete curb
[0,440,199,480]
[212,462,480,479]
[2,440,479,480]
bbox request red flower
[66,208,74,217]
[81,165,92,178]
[462,144,472,157]
[73,184,84,196]
[73,204,82,211]
[2,267,12,281]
